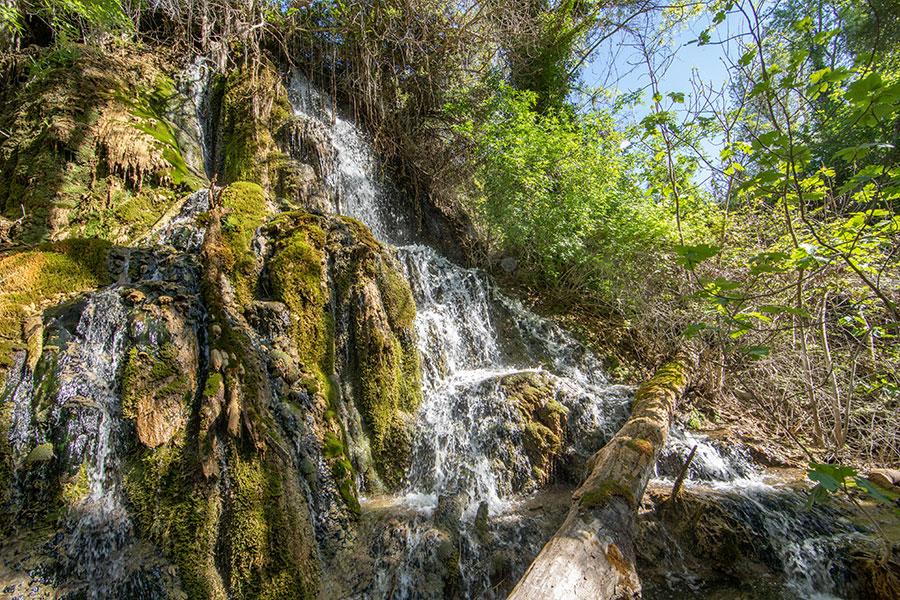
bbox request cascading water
[287,73,881,600]
[288,73,634,597]
[649,428,870,599]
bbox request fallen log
[508,347,699,600]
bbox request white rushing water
[653,428,859,599]
[288,73,636,597]
[288,72,632,515]
[286,72,871,600]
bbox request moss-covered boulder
[263,211,421,491]
[122,342,193,448]
[217,62,293,190]
[500,371,569,488]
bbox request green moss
[0,239,112,369]
[220,182,269,308]
[226,453,269,597]
[544,399,568,417]
[523,420,562,462]
[61,461,89,504]
[353,333,420,488]
[124,444,220,599]
[121,343,190,429]
[323,432,344,459]
[501,372,566,486]
[321,433,360,514]
[263,212,421,492]
[203,372,224,398]
[221,447,318,599]
[624,437,654,456]
[266,212,330,394]
[220,64,293,188]
[579,480,637,510]
[25,442,55,464]
[338,224,421,489]
[111,189,178,235]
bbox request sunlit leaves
[808,463,899,509]
[674,243,719,269]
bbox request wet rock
[500,371,568,490]
[434,492,467,532]
[126,289,146,304]
[867,468,900,490]
[474,501,490,543]
[210,348,226,371]
[248,300,292,343]
[636,482,888,599]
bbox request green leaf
[674,244,720,269]
[853,477,896,507]
[741,345,770,359]
[792,16,813,33]
[684,323,708,338]
[808,463,856,492]
[809,68,830,85]
[807,483,831,507]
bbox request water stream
[288,73,875,600]
[289,74,637,597]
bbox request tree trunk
[507,347,698,600]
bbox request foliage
[807,462,897,509]
[639,0,900,462]
[450,81,698,316]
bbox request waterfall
[289,73,633,597]
[286,73,874,600]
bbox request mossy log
[507,346,698,600]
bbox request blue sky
[580,9,749,181]
[582,10,745,116]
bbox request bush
[450,83,688,312]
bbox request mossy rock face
[263,211,421,492]
[219,181,269,309]
[220,446,319,600]
[0,43,204,246]
[123,443,224,599]
[218,63,293,190]
[121,342,194,448]
[0,239,112,372]
[500,371,568,488]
